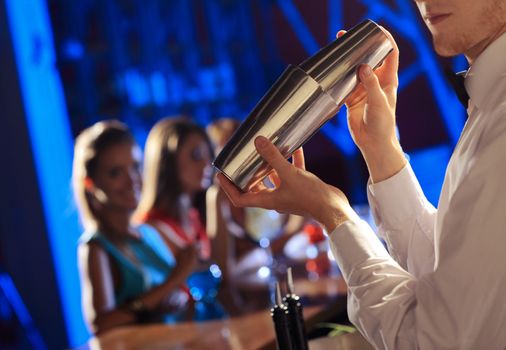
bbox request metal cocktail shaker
[213,19,393,192]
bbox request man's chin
[433,40,461,58]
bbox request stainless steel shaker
[213,19,393,192]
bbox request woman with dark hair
[134,116,214,262]
[206,118,306,287]
[74,120,192,335]
[134,117,229,320]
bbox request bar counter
[76,276,348,350]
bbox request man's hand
[217,136,359,233]
[340,28,407,183]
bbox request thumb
[255,136,290,177]
[359,65,386,108]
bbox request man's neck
[465,22,506,64]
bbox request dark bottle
[271,282,293,350]
[283,268,309,350]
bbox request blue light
[257,266,271,279]
[408,145,451,205]
[209,264,222,279]
[453,55,468,72]
[328,0,343,40]
[5,0,88,346]
[259,238,271,249]
[217,62,236,99]
[166,73,185,105]
[123,69,150,107]
[321,109,358,157]
[150,71,168,106]
[0,274,46,349]
[189,287,203,301]
[199,67,219,101]
[276,0,357,156]
[277,0,320,54]
[360,0,466,145]
[61,39,84,60]
[399,62,423,90]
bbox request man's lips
[425,13,451,25]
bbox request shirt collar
[465,32,506,111]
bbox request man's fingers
[217,173,276,209]
[359,64,385,108]
[292,147,305,170]
[254,136,291,177]
[216,173,244,206]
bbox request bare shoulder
[78,240,110,271]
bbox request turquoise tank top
[80,224,175,305]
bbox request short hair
[72,120,135,230]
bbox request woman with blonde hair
[74,120,192,334]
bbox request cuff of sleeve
[367,163,426,228]
[329,220,390,282]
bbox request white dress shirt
[328,32,506,349]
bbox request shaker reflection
[213,19,393,192]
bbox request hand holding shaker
[213,20,393,192]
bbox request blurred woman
[206,118,305,286]
[74,120,193,335]
[135,117,236,320]
[134,117,214,268]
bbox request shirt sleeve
[329,123,506,349]
[367,164,437,277]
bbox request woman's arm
[78,242,196,335]
[78,242,135,334]
[206,185,235,283]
